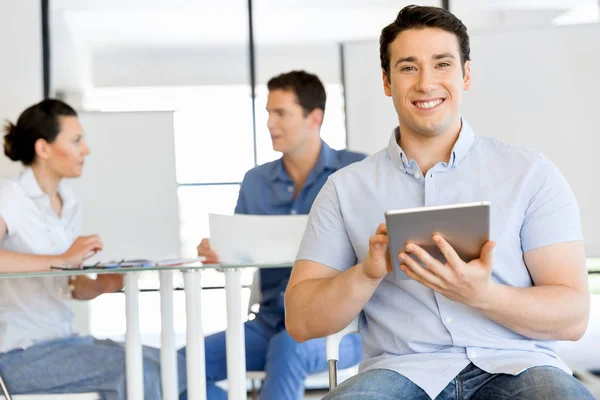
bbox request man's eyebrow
[433,53,456,60]
[394,56,417,68]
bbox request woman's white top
[0,167,81,352]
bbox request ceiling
[51,0,599,48]
[49,0,598,93]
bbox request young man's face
[266,89,320,155]
[383,27,471,139]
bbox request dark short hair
[3,99,77,166]
[267,70,326,116]
[380,5,470,79]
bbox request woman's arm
[0,216,65,272]
[0,216,103,273]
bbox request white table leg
[225,268,246,400]
[125,272,144,400]
[184,269,206,400]
[160,271,178,400]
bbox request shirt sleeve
[520,154,583,253]
[295,176,357,271]
[0,181,22,236]
[234,173,249,214]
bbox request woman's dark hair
[380,5,470,79]
[3,99,77,165]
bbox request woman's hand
[60,235,103,267]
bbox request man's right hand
[360,223,392,280]
[60,235,103,267]
[197,238,219,264]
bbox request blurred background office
[1,0,599,394]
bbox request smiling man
[284,5,593,400]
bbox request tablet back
[384,202,490,281]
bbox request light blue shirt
[296,119,583,399]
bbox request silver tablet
[384,202,490,280]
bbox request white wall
[50,10,93,99]
[0,2,44,179]
[343,24,600,257]
[343,40,398,154]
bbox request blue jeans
[0,335,187,400]
[323,363,595,400]
[178,318,362,400]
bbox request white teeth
[415,99,443,109]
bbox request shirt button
[287,186,294,193]
[291,210,297,215]
[413,171,420,179]
[470,351,477,359]
[445,316,453,324]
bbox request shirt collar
[269,140,337,183]
[387,118,476,172]
[20,167,77,212]
[20,167,45,199]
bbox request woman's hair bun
[3,121,20,162]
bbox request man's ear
[463,61,472,91]
[308,108,324,128]
[382,70,392,97]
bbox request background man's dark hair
[380,5,470,79]
[3,99,77,166]
[267,70,326,117]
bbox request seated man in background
[188,70,365,400]
[285,6,593,400]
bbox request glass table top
[0,262,294,279]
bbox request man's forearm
[476,282,590,341]
[285,263,381,342]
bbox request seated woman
[0,99,186,400]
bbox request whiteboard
[68,111,181,262]
[344,23,600,257]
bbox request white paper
[155,257,206,267]
[208,213,309,264]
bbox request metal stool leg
[328,359,338,391]
[0,372,12,400]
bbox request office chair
[245,271,360,398]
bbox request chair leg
[328,359,338,391]
[0,373,12,400]
[250,379,260,400]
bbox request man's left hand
[399,235,496,308]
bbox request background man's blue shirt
[234,140,366,330]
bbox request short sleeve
[234,172,249,214]
[0,181,22,236]
[295,176,357,271]
[520,155,582,253]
